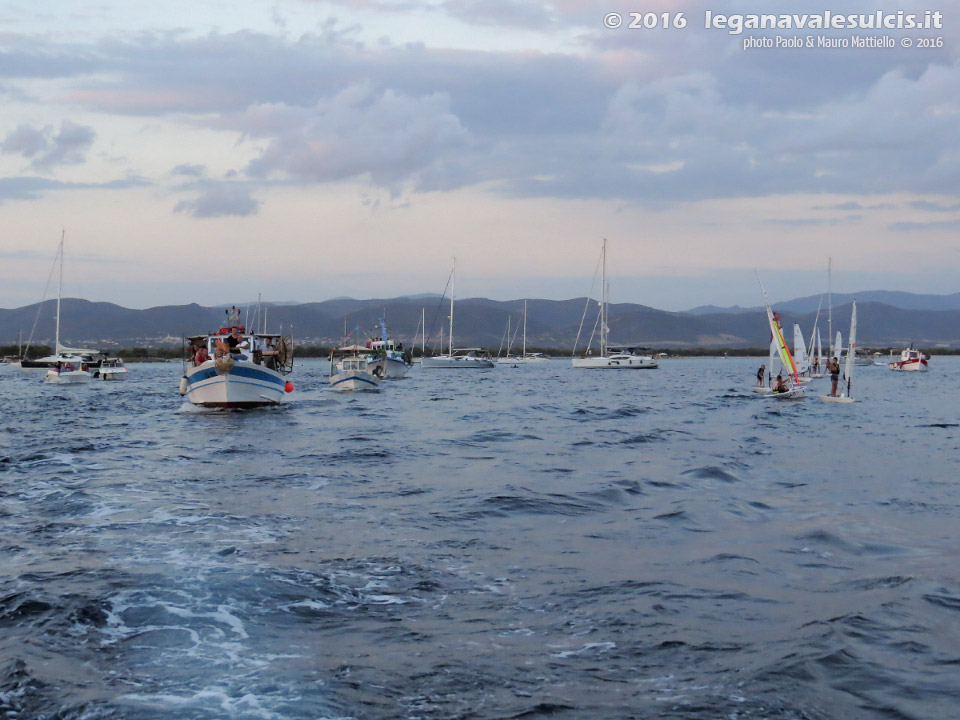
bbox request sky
[0,0,957,311]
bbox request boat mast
[421,307,425,355]
[600,238,607,357]
[827,257,833,358]
[449,257,455,355]
[522,299,527,358]
[55,230,64,354]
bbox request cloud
[442,0,554,29]
[908,200,960,212]
[172,163,207,178]
[0,175,145,205]
[173,184,261,218]
[1,120,96,170]
[890,219,960,232]
[238,84,470,189]
[2,17,957,206]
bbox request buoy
[179,376,188,396]
[284,381,294,393]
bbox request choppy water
[1,358,959,720]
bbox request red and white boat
[888,347,928,372]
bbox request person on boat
[259,337,277,369]
[756,364,766,387]
[829,357,840,396]
[812,356,820,374]
[227,329,250,359]
[194,344,209,365]
[773,374,788,393]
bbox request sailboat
[44,232,92,384]
[498,300,547,366]
[756,270,804,400]
[820,301,857,403]
[792,324,813,383]
[421,259,494,369]
[572,239,657,369]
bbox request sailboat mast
[845,301,857,397]
[827,257,833,358]
[421,307,425,354]
[55,230,64,354]
[449,258,455,355]
[522,299,527,357]
[600,238,607,356]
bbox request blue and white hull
[184,359,286,408]
[369,353,410,379]
[329,369,381,392]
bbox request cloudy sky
[1,0,957,311]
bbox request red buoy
[284,381,294,393]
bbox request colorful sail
[756,271,801,386]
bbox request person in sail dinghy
[773,374,788,393]
[829,357,840,397]
[756,364,766,387]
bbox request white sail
[833,331,842,362]
[820,301,857,403]
[844,302,857,396]
[793,323,809,375]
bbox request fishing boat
[421,259,495,369]
[572,239,657,369]
[756,270,804,400]
[365,319,412,379]
[820,301,858,403]
[41,233,92,385]
[330,346,382,391]
[888,346,928,372]
[180,307,294,408]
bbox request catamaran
[820,301,858,403]
[572,239,657,369]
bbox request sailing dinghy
[820,301,857,403]
[756,270,804,400]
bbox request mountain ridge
[2,293,958,350]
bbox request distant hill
[2,294,959,350]
[687,290,960,315]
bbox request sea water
[1,358,958,719]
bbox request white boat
[42,233,92,385]
[365,319,412,379]
[422,349,494,369]
[888,347,928,372]
[573,348,657,369]
[45,355,92,384]
[756,270,804,400]
[180,308,294,408]
[95,357,127,380]
[820,301,858,403]
[572,239,657,370]
[498,300,548,366]
[422,259,495,369]
[330,346,382,391]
